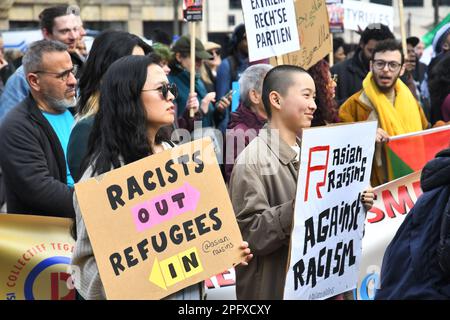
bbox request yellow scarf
[363,72,424,136]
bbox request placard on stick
[183,0,203,21]
[74,137,244,299]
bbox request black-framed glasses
[142,82,178,100]
[373,60,402,72]
[32,65,78,81]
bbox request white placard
[241,0,300,62]
[343,0,394,32]
[284,121,377,300]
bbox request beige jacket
[228,126,299,299]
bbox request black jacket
[375,148,450,299]
[331,49,369,107]
[0,94,75,218]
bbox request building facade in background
[0,0,448,44]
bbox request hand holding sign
[284,122,377,300]
[74,138,245,299]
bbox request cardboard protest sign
[241,0,300,62]
[74,137,244,299]
[355,171,422,300]
[271,0,332,70]
[0,214,75,300]
[284,121,377,300]
[183,0,203,21]
[343,0,394,32]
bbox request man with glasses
[339,39,429,187]
[0,40,76,218]
[0,4,84,122]
[331,24,394,106]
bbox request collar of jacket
[258,123,299,166]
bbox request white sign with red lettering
[284,122,377,300]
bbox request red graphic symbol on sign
[304,146,330,202]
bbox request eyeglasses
[142,82,178,100]
[372,60,402,72]
[32,65,78,81]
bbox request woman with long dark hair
[76,30,152,120]
[67,30,152,182]
[71,55,252,300]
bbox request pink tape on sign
[131,182,201,232]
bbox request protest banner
[0,214,75,300]
[343,0,394,32]
[271,0,332,70]
[284,121,377,300]
[355,171,422,300]
[241,0,300,62]
[386,125,450,180]
[74,137,244,299]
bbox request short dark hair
[22,39,67,74]
[262,65,308,119]
[360,24,395,45]
[371,39,404,65]
[39,5,77,34]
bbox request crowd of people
[0,4,449,300]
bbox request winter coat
[223,104,266,182]
[330,49,369,107]
[228,125,299,299]
[375,148,450,299]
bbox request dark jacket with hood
[0,94,75,218]
[375,148,450,299]
[330,48,369,107]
